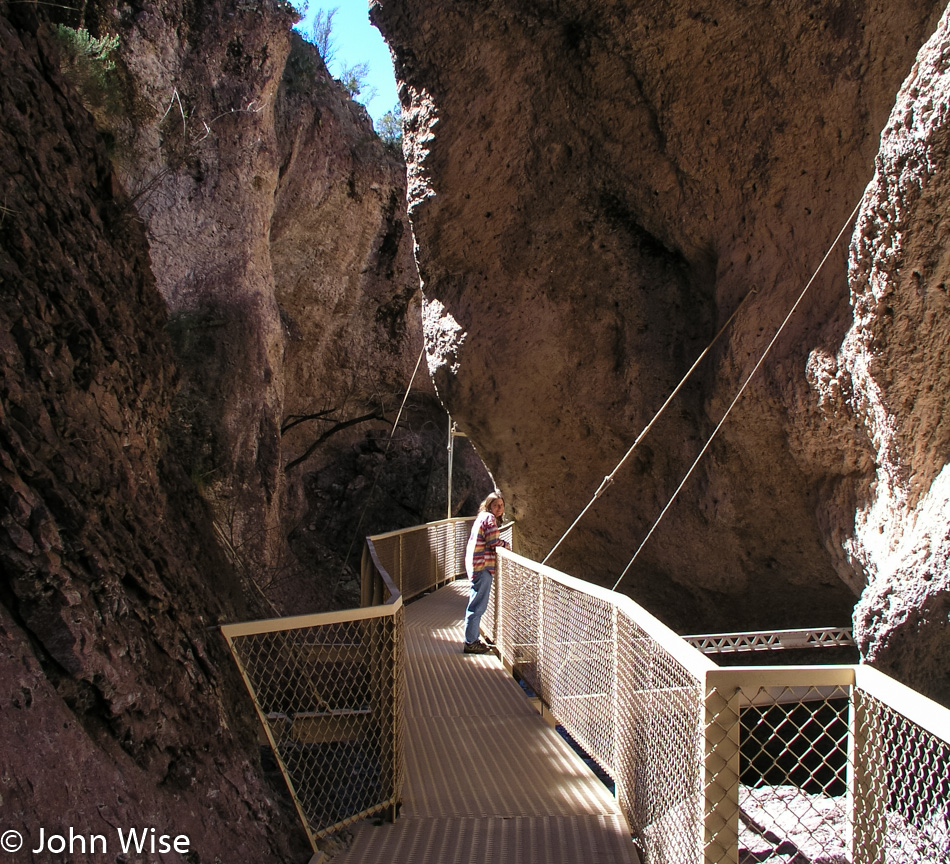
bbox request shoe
[464,640,490,654]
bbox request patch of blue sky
[290,2,399,124]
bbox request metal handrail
[484,546,950,864]
[221,533,408,852]
[224,520,950,863]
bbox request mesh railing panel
[700,676,950,864]
[431,521,466,580]
[366,518,475,604]
[498,521,514,552]
[495,552,708,864]
[497,555,542,694]
[223,609,404,842]
[481,572,498,644]
[852,688,950,863]
[616,609,705,864]
[457,519,475,573]
[703,682,853,864]
[541,577,616,775]
[369,534,402,594]
[478,521,513,645]
[399,528,438,600]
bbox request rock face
[0,0,490,856]
[110,0,439,596]
[66,0,486,609]
[841,8,950,703]
[269,35,491,608]
[372,0,950,703]
[0,12,306,859]
[5,1,949,856]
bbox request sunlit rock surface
[372,0,950,703]
[842,8,950,703]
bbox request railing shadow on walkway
[330,578,639,864]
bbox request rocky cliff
[5,0,950,855]
[0,0,488,857]
[372,0,950,704]
[0,10,307,860]
[109,0,459,608]
[48,0,488,608]
[842,10,950,703]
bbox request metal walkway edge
[329,581,640,864]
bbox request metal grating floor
[328,581,640,864]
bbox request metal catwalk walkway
[331,580,640,864]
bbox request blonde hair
[478,490,504,513]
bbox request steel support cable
[336,345,427,586]
[611,198,863,592]
[541,287,757,566]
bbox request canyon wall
[841,10,950,701]
[0,0,486,856]
[5,0,950,856]
[372,0,950,703]
[56,0,489,610]
[109,0,455,608]
[0,10,307,858]
[269,35,489,608]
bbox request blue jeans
[464,569,493,644]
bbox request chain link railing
[220,518,477,851]
[223,520,950,862]
[487,550,714,863]
[487,548,950,864]
[221,538,409,850]
[222,608,404,847]
[361,517,474,605]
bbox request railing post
[537,567,546,707]
[361,545,371,608]
[391,606,403,821]
[848,686,886,864]
[363,542,383,606]
[611,605,621,798]
[397,533,404,594]
[366,611,399,825]
[447,416,454,520]
[493,553,503,650]
[703,672,741,864]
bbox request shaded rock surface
[0,0,490,858]
[52,0,490,608]
[108,0,451,599]
[0,10,307,859]
[372,0,950,703]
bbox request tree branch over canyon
[283,409,384,472]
